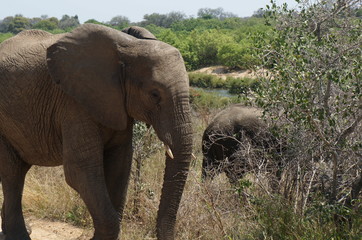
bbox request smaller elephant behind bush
[202,104,282,184]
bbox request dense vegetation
[253,1,362,239]
[0,1,361,239]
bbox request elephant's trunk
[156,96,193,240]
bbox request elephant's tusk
[192,153,196,160]
[165,145,174,159]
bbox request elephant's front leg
[103,133,133,220]
[0,139,31,240]
[62,120,120,240]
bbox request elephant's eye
[150,89,161,103]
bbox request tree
[166,11,187,27]
[59,15,80,30]
[255,0,361,230]
[252,8,267,18]
[197,7,238,20]
[171,18,222,31]
[29,17,42,26]
[141,13,167,27]
[107,15,130,29]
[7,15,30,34]
[217,41,258,70]
[84,19,104,25]
[33,17,59,31]
[0,16,14,33]
[140,11,186,28]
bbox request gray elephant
[202,104,279,184]
[0,24,192,240]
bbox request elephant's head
[46,23,192,239]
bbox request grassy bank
[188,72,261,96]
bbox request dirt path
[0,217,91,240]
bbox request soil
[192,66,269,79]
[0,217,91,240]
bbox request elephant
[0,23,192,240]
[202,104,279,184]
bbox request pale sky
[1,0,297,23]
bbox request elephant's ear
[47,24,129,130]
[122,26,157,40]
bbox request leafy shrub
[189,87,239,111]
[253,0,362,235]
[188,72,225,89]
[0,33,13,43]
[226,77,261,95]
[188,72,263,97]
[217,41,260,70]
[33,18,59,31]
[158,27,264,71]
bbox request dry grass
[0,113,360,240]
[0,114,251,239]
[22,166,92,227]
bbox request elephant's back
[0,30,63,74]
[0,30,63,112]
[230,105,264,130]
[0,29,57,51]
[0,30,67,166]
[0,29,65,108]
[210,104,263,131]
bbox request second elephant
[202,104,279,183]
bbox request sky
[0,0,298,23]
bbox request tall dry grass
[22,166,92,227]
[0,112,248,239]
[0,110,360,240]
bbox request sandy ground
[193,66,269,79]
[0,217,90,240]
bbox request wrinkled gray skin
[202,104,276,183]
[0,24,192,240]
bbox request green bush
[253,1,362,238]
[189,87,239,111]
[226,77,261,95]
[188,72,262,96]
[188,72,225,89]
[217,41,260,70]
[0,33,13,43]
[158,27,264,71]
[33,18,59,31]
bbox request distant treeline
[1,6,361,71]
[0,14,80,34]
[0,8,261,33]
[0,8,270,70]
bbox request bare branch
[302,167,317,213]
[336,113,362,146]
[305,110,332,146]
[323,79,332,117]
